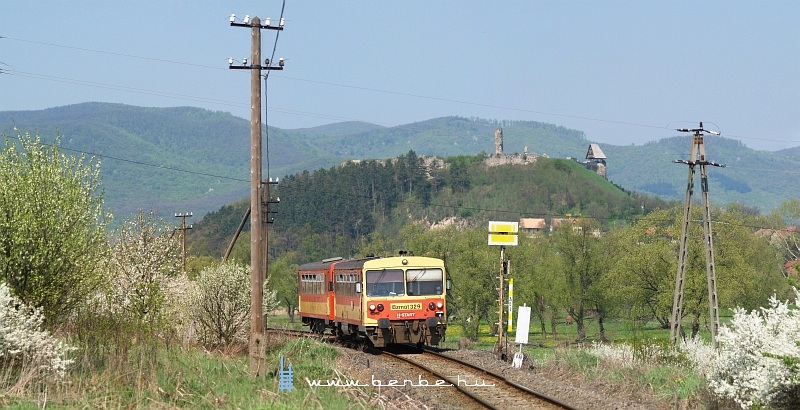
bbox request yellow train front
[298,255,448,347]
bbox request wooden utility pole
[248,17,266,377]
[174,212,192,275]
[669,122,724,347]
[229,13,284,377]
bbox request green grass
[4,338,371,409]
[1,299,731,410]
[644,365,706,400]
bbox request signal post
[488,221,518,360]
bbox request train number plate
[390,303,421,310]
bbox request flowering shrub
[161,273,196,344]
[706,290,800,409]
[562,293,800,408]
[106,211,180,324]
[0,132,108,325]
[0,284,73,393]
[675,336,716,376]
[589,340,671,368]
[188,263,278,348]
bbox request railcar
[298,254,449,347]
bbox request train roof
[297,256,374,271]
[297,255,444,272]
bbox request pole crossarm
[669,122,722,347]
[228,66,284,71]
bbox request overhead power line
[1,69,394,125]
[2,35,798,146]
[3,131,248,183]
[0,35,225,70]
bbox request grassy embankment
[3,314,718,409]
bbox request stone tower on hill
[494,127,503,155]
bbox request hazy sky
[1,1,798,151]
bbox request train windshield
[406,268,444,296]
[366,269,405,296]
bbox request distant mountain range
[2,102,797,219]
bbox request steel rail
[420,347,579,410]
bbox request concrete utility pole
[669,122,724,347]
[229,13,284,377]
[174,212,192,275]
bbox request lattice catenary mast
[669,122,725,347]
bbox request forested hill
[0,103,597,219]
[189,152,671,259]
[3,103,799,220]
[0,103,328,218]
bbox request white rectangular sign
[514,306,531,344]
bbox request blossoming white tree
[586,290,800,409]
[0,284,73,395]
[107,210,180,326]
[707,290,800,409]
[189,263,278,348]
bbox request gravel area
[442,349,664,410]
[333,345,681,410]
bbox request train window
[328,272,360,296]
[406,268,444,296]
[366,269,404,297]
[334,272,352,296]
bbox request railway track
[374,345,580,410]
[267,327,580,409]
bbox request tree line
[236,150,795,339]
[266,206,793,342]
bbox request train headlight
[377,304,384,312]
[428,302,435,310]
[369,304,376,311]
[437,301,444,309]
